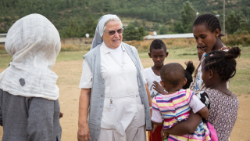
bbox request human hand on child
[152,124,158,133]
[161,129,169,140]
[59,112,63,118]
[219,46,230,51]
[153,81,166,94]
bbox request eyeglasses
[104,28,123,35]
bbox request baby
[151,63,211,141]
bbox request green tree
[240,17,250,32]
[123,24,146,41]
[174,21,184,33]
[225,10,242,34]
[132,20,140,27]
[142,19,146,27]
[159,25,168,34]
[180,1,196,33]
[60,18,82,38]
[83,16,97,38]
[138,26,147,40]
[152,23,160,31]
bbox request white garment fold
[0,14,61,100]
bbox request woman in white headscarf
[0,14,62,141]
[77,14,152,141]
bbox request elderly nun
[0,14,62,141]
[78,14,152,141]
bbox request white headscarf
[0,14,61,100]
[91,14,122,49]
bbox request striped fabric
[152,89,211,141]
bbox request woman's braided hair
[203,47,241,81]
[193,14,224,38]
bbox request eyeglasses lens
[117,28,123,34]
[108,28,123,35]
[109,31,116,35]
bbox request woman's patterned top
[196,88,239,141]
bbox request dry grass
[125,38,197,52]
[0,43,90,52]
[0,45,7,54]
[60,38,197,52]
[0,47,250,140]
[0,45,4,50]
[222,34,250,47]
[1,33,250,52]
[60,43,90,51]
[61,44,76,51]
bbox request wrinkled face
[193,24,218,53]
[102,20,123,49]
[149,48,168,67]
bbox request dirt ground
[0,58,249,141]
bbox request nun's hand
[77,123,91,141]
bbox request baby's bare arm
[197,106,209,120]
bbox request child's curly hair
[203,47,241,81]
[149,39,167,52]
[183,61,195,89]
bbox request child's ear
[209,69,214,79]
[214,28,220,38]
[160,81,165,88]
[165,52,169,58]
[183,78,187,87]
[148,52,152,58]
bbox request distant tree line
[225,9,250,34]
[0,0,250,40]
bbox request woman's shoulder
[205,89,239,104]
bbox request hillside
[0,0,250,36]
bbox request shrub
[222,34,250,46]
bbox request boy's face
[149,48,168,67]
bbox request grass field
[0,46,250,140]
[2,46,249,94]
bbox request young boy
[144,39,168,141]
